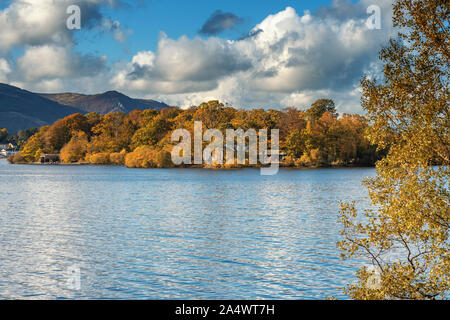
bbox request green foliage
[306,99,338,120]
[0,127,38,147]
[131,117,170,149]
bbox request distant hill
[40,91,169,114]
[0,83,84,134]
[0,83,170,133]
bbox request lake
[0,159,375,299]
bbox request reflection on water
[0,159,374,299]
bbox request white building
[0,143,17,150]
[0,143,18,157]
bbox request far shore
[2,158,375,170]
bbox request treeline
[0,127,38,147]
[8,99,383,168]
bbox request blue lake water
[0,159,375,299]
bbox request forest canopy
[8,99,382,168]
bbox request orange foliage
[16,99,382,168]
[86,153,111,165]
[110,150,127,165]
[125,146,173,168]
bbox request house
[40,154,60,164]
[0,143,18,157]
[0,143,17,150]
[0,148,18,157]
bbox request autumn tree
[60,131,89,163]
[194,101,232,129]
[10,100,381,167]
[19,126,49,162]
[285,129,305,158]
[339,0,449,299]
[90,112,135,153]
[278,107,306,140]
[306,99,338,120]
[44,113,89,152]
[131,116,170,149]
[136,109,159,127]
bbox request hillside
[0,83,170,133]
[40,91,169,114]
[0,83,84,134]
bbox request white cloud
[17,45,106,82]
[0,0,122,91]
[0,0,70,51]
[0,0,395,113]
[0,0,119,52]
[112,1,394,113]
[0,58,11,82]
[112,33,252,94]
[17,45,72,81]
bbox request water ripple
[0,160,373,299]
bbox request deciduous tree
[339,0,449,300]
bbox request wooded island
[6,99,383,168]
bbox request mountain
[40,91,169,114]
[0,83,170,133]
[0,83,84,134]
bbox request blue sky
[80,0,356,63]
[0,0,393,112]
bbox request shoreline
[1,159,375,170]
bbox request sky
[0,0,395,113]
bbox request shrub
[125,146,174,168]
[8,152,26,164]
[110,150,127,165]
[86,152,111,165]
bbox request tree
[20,132,45,162]
[339,0,449,299]
[90,112,135,153]
[131,117,170,149]
[306,99,337,120]
[10,100,380,167]
[44,113,88,152]
[0,128,8,143]
[60,131,89,163]
[285,129,305,158]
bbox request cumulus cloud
[1,0,395,113]
[112,1,394,113]
[240,6,389,92]
[17,45,106,81]
[0,0,124,92]
[112,34,252,94]
[0,0,119,52]
[199,10,243,35]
